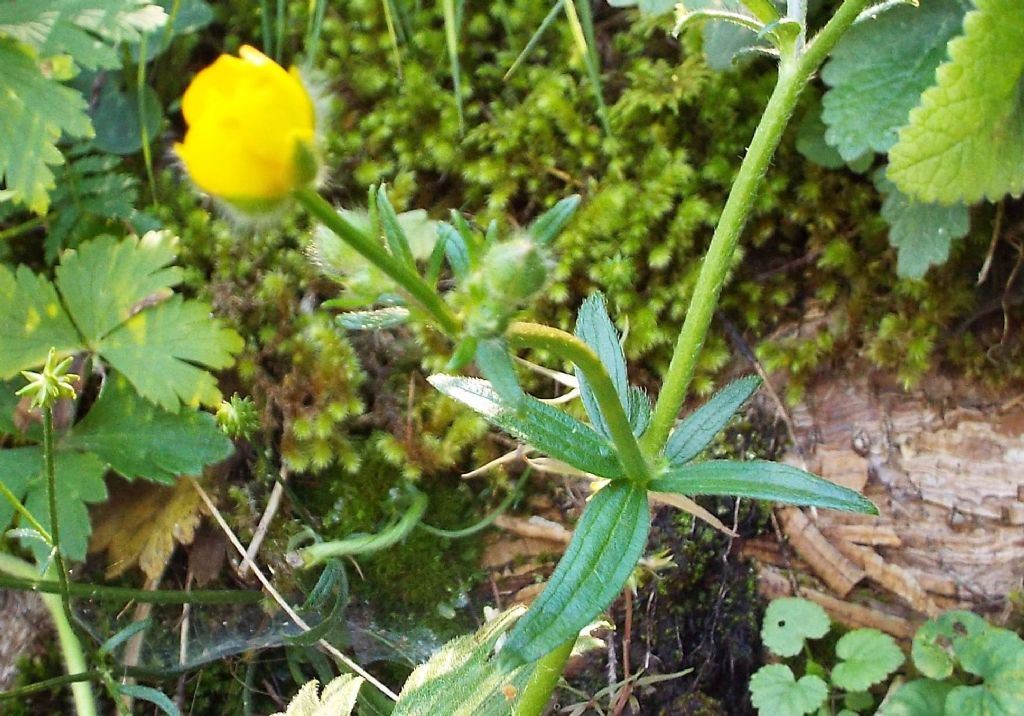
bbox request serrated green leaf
[911,609,987,680]
[664,375,760,465]
[271,674,362,716]
[0,1,167,71]
[821,0,966,161]
[55,232,180,344]
[394,607,534,715]
[832,628,905,691]
[98,295,243,410]
[946,626,1024,716]
[0,38,93,214]
[574,292,629,440]
[45,146,144,260]
[882,679,953,716]
[63,373,232,484]
[761,598,831,658]
[428,375,624,479]
[10,448,108,562]
[650,460,879,514]
[876,172,969,279]
[116,684,180,716]
[499,481,649,668]
[749,664,827,716]
[0,263,81,379]
[336,307,410,330]
[528,195,581,246]
[888,0,1024,204]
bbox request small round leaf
[762,598,831,657]
[912,610,986,680]
[750,664,828,716]
[883,679,953,716]
[831,628,905,692]
[946,626,1024,716]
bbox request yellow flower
[175,45,317,205]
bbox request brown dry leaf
[89,478,204,580]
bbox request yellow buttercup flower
[175,45,317,205]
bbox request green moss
[296,445,489,626]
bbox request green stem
[0,554,97,716]
[297,488,429,567]
[512,638,574,716]
[294,188,460,336]
[642,0,871,454]
[417,467,532,538]
[43,407,77,640]
[0,216,44,243]
[506,322,650,484]
[0,573,263,604]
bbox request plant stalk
[0,554,97,716]
[513,638,574,716]
[642,0,871,454]
[295,188,460,336]
[507,321,650,484]
[43,408,78,640]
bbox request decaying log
[776,507,865,597]
[755,364,1024,615]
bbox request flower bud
[174,45,317,209]
[480,238,549,304]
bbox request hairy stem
[642,0,871,454]
[507,321,650,484]
[295,187,460,336]
[513,638,574,716]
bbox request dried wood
[763,364,1024,610]
[777,506,865,597]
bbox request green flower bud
[480,237,549,304]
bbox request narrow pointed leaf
[650,460,878,514]
[438,223,470,280]
[99,618,152,657]
[377,186,416,268]
[428,375,623,479]
[117,684,180,716]
[336,307,410,331]
[574,293,629,439]
[664,376,761,465]
[499,481,649,668]
[475,339,525,410]
[529,194,580,246]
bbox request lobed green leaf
[831,628,905,692]
[761,597,830,658]
[63,373,233,484]
[821,0,967,161]
[888,0,1024,204]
